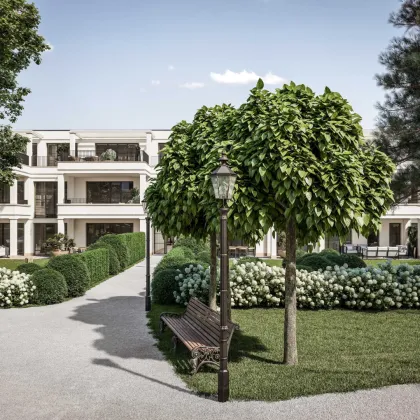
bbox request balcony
[57,201,143,219]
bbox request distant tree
[232,80,395,365]
[374,0,420,203]
[0,0,50,184]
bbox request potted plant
[44,233,76,256]
[100,149,117,161]
[127,187,140,203]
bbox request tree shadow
[70,296,162,360]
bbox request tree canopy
[374,0,420,203]
[0,0,50,184]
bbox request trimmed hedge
[88,241,120,275]
[325,254,366,268]
[173,237,209,254]
[97,234,129,269]
[296,265,315,272]
[76,248,109,286]
[319,248,340,256]
[48,254,90,297]
[296,254,332,271]
[32,268,68,305]
[152,268,180,304]
[16,262,42,275]
[197,250,211,265]
[154,246,196,275]
[119,232,145,265]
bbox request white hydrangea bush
[173,264,210,305]
[0,268,36,308]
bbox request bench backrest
[184,298,236,346]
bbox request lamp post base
[218,370,229,402]
[145,294,151,312]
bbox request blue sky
[15,0,400,130]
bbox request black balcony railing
[65,196,141,204]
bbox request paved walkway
[0,256,419,420]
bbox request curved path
[0,256,419,420]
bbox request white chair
[397,245,408,259]
[387,247,399,258]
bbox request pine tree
[375,0,420,203]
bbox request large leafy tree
[0,0,50,184]
[374,0,420,203]
[232,80,395,365]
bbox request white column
[10,180,18,204]
[318,237,326,252]
[26,137,33,166]
[57,218,65,235]
[67,176,75,201]
[24,219,34,256]
[139,217,146,233]
[9,219,18,257]
[139,174,147,203]
[416,218,420,258]
[57,175,65,204]
[146,132,152,154]
[69,133,76,156]
[269,228,277,258]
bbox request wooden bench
[160,298,237,373]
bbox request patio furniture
[361,246,405,259]
[342,244,359,255]
[160,298,238,373]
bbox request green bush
[196,250,211,265]
[88,241,120,275]
[16,262,42,275]
[97,234,129,269]
[237,256,264,265]
[118,232,145,265]
[32,268,68,305]
[173,237,209,254]
[319,248,340,256]
[296,265,315,272]
[340,254,366,268]
[48,254,90,297]
[296,254,332,271]
[76,248,109,286]
[154,246,197,275]
[152,269,179,304]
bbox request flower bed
[0,268,36,308]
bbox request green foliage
[296,254,332,271]
[76,248,109,286]
[237,256,264,265]
[47,254,90,297]
[16,262,42,275]
[296,249,307,260]
[151,269,180,304]
[319,248,340,256]
[296,265,314,272]
[31,268,68,305]
[196,250,211,265]
[44,233,75,252]
[340,254,366,268]
[374,1,420,204]
[118,232,145,265]
[0,0,50,184]
[154,246,196,275]
[87,241,120,275]
[97,234,129,269]
[173,236,209,254]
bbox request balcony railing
[65,196,141,204]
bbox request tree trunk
[284,218,298,365]
[209,232,217,311]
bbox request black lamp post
[142,198,151,312]
[211,154,237,403]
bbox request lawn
[148,305,420,401]
[0,259,49,271]
[264,259,283,267]
[364,259,420,266]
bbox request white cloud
[179,82,205,90]
[168,65,175,71]
[151,80,161,86]
[210,69,286,85]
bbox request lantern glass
[211,155,237,201]
[142,199,148,215]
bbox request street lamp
[142,198,151,312]
[211,154,237,403]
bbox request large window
[95,144,140,161]
[86,223,133,246]
[0,223,10,248]
[34,223,57,255]
[0,183,10,203]
[389,223,401,247]
[35,182,57,218]
[86,182,133,203]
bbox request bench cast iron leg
[190,353,199,374]
[159,319,166,334]
[171,335,178,352]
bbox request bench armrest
[160,312,182,319]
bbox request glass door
[389,223,401,247]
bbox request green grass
[364,259,420,266]
[148,305,420,401]
[265,259,283,267]
[0,259,49,271]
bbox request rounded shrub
[48,254,90,297]
[197,250,211,265]
[319,248,340,256]
[237,256,263,265]
[88,242,120,275]
[323,254,346,266]
[296,254,332,271]
[152,269,180,304]
[340,254,366,268]
[154,246,197,275]
[173,237,209,254]
[31,268,68,305]
[16,262,42,275]
[296,265,315,272]
[97,234,129,269]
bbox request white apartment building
[0,129,418,258]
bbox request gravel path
[0,256,419,420]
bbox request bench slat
[163,318,213,350]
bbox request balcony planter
[100,149,117,161]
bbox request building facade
[0,129,418,258]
